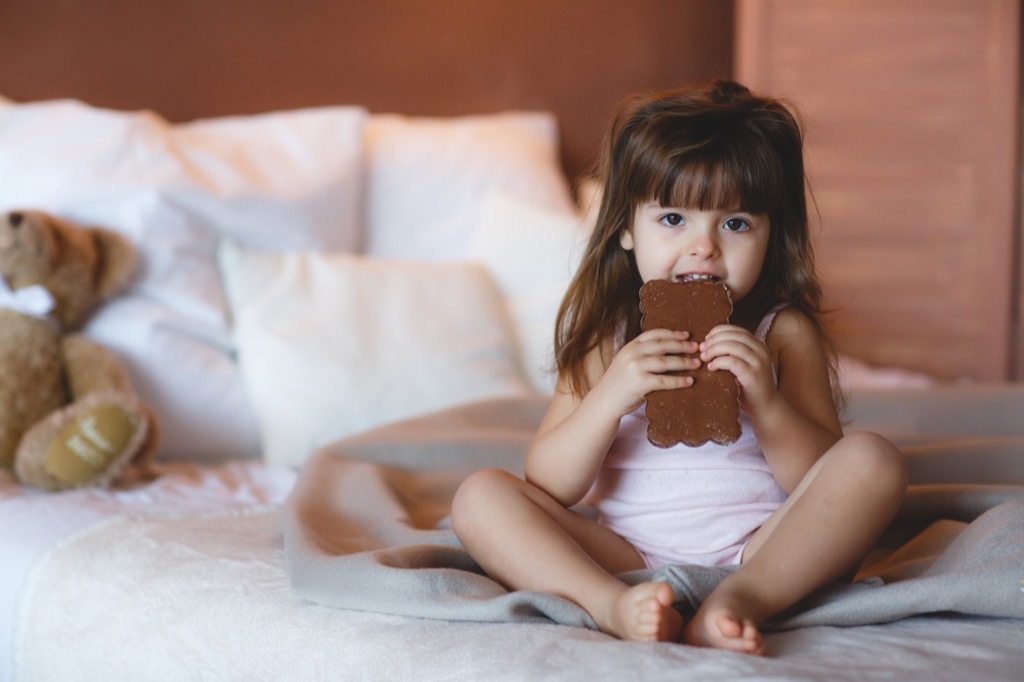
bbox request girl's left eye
[659,213,684,227]
[723,217,750,232]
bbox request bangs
[664,156,746,211]
[632,122,785,215]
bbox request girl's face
[621,203,770,304]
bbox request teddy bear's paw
[14,392,152,491]
[44,404,137,486]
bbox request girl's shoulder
[763,307,827,359]
[765,305,811,334]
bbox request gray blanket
[283,397,1024,632]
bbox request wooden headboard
[3,0,1021,382]
[0,0,732,183]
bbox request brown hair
[555,80,830,396]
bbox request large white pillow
[0,98,368,462]
[169,107,366,252]
[468,192,593,395]
[362,112,576,260]
[218,242,533,468]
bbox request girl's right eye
[659,213,684,227]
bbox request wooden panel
[1018,103,1024,381]
[736,0,1020,381]
[0,0,733,183]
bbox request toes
[729,621,763,654]
[638,607,660,624]
[684,608,764,654]
[609,583,681,642]
[654,582,675,607]
[715,612,743,639]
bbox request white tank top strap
[754,303,788,342]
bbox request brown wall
[737,0,1022,381]
[0,0,734,183]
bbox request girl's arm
[702,309,842,492]
[526,329,697,506]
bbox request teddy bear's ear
[90,228,138,299]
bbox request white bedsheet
[0,462,297,682]
[12,507,1024,681]
[4,383,1024,680]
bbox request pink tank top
[588,307,788,569]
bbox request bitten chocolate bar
[639,279,741,448]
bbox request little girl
[451,80,906,655]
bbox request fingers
[623,331,699,373]
[632,328,698,355]
[699,325,769,373]
[699,326,776,409]
[606,330,701,405]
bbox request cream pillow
[363,112,576,260]
[468,192,593,394]
[219,242,532,467]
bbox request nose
[8,212,23,228]
[686,229,718,259]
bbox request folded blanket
[283,397,1024,631]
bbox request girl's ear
[619,228,634,251]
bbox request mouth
[675,273,721,283]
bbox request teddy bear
[0,209,159,491]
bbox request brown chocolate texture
[638,279,741,447]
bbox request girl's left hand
[699,324,776,414]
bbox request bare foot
[683,587,765,655]
[599,581,683,642]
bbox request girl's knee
[451,468,519,534]
[455,468,519,501]
[835,431,908,495]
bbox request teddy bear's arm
[60,334,135,400]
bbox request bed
[1,2,1023,680]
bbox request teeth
[678,274,717,283]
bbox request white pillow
[0,98,368,462]
[362,112,576,260]
[170,107,366,252]
[219,242,532,468]
[468,192,593,395]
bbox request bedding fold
[283,397,1024,631]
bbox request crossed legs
[452,431,906,653]
[451,468,682,642]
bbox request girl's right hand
[593,329,700,417]
[525,329,698,504]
